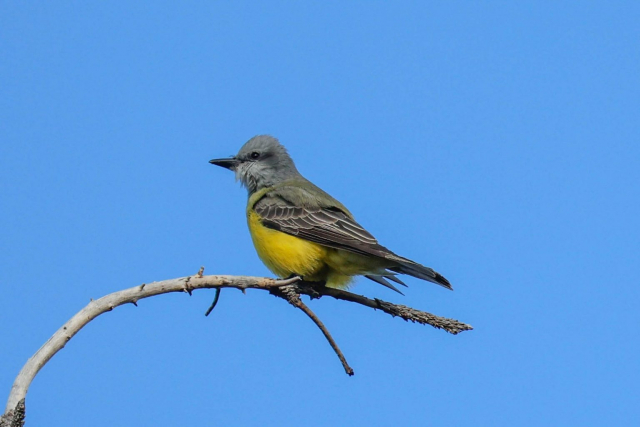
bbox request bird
[209,135,451,294]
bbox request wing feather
[254,194,386,256]
[253,190,453,290]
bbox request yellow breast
[247,210,328,280]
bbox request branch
[2,273,472,426]
[273,285,354,376]
[299,283,473,335]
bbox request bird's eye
[250,152,260,159]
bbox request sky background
[1,1,639,426]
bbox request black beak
[209,157,239,170]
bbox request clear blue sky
[1,2,638,426]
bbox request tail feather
[385,274,407,287]
[389,261,453,290]
[364,275,405,295]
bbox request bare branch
[274,285,354,376]
[2,273,472,425]
[297,283,473,335]
[4,275,296,414]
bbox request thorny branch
[1,272,472,427]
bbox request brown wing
[253,197,390,258]
[253,192,452,290]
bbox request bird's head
[210,135,301,193]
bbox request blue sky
[1,2,638,426]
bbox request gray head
[209,135,301,193]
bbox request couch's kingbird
[210,135,451,294]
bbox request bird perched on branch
[209,135,451,295]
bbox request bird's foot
[278,275,326,298]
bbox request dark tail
[364,274,407,295]
[389,260,453,290]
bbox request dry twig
[273,285,355,376]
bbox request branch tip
[204,288,221,317]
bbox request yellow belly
[248,210,327,278]
[247,210,357,288]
